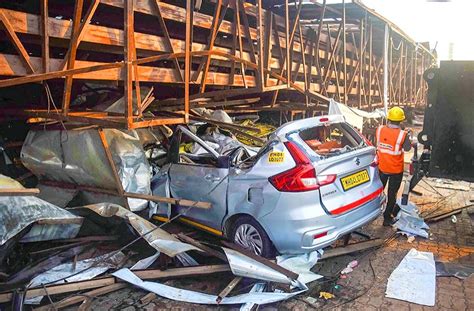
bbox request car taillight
[370,155,379,167]
[268,142,336,192]
[313,231,328,239]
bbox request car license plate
[340,170,370,191]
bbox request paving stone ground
[66,185,473,311]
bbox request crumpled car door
[168,126,229,234]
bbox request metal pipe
[383,23,389,117]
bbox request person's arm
[402,131,412,151]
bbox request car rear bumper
[300,197,382,251]
[259,192,383,254]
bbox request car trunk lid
[290,120,382,215]
[315,147,382,215]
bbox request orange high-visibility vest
[376,125,408,174]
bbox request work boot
[392,203,401,218]
[383,218,395,227]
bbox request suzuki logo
[354,157,360,166]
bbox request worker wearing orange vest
[376,107,412,226]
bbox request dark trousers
[379,171,403,221]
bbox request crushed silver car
[152,115,383,257]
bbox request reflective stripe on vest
[376,126,406,155]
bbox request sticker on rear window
[268,152,285,163]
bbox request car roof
[273,114,346,138]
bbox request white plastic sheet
[385,248,436,306]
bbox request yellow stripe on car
[178,217,223,236]
[152,215,223,236]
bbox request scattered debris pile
[0,182,326,309]
[1,99,471,309]
[0,111,325,309]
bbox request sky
[326,0,474,61]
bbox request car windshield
[298,122,365,158]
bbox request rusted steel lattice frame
[385,31,431,108]
[0,0,331,119]
[0,0,190,129]
[0,0,436,127]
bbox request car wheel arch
[223,213,277,257]
[223,213,254,237]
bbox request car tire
[229,216,275,258]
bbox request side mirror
[217,155,230,169]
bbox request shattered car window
[299,122,364,157]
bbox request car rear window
[298,122,364,157]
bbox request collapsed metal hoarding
[21,129,152,211]
[0,174,82,246]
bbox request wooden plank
[123,192,211,209]
[34,283,128,311]
[426,204,473,222]
[216,276,242,303]
[0,265,231,304]
[177,233,228,262]
[0,188,40,196]
[320,238,384,259]
[139,292,157,305]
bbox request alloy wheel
[234,223,263,255]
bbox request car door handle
[204,174,221,182]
